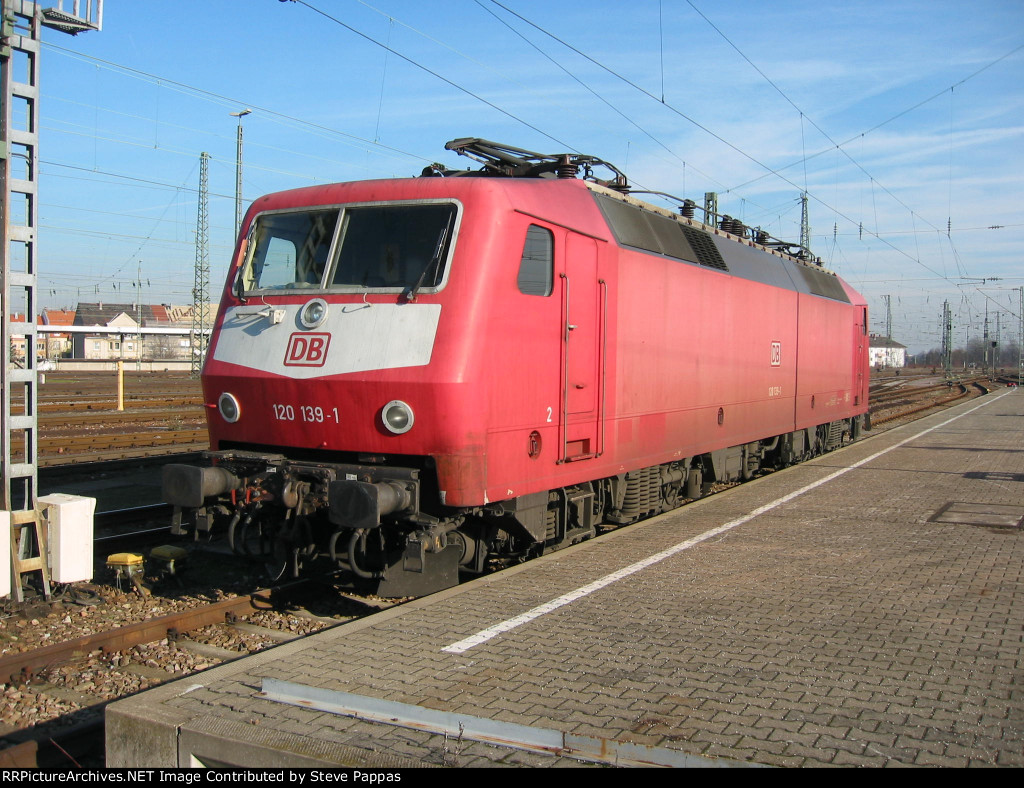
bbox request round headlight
[381,400,414,434]
[218,392,241,423]
[299,298,328,329]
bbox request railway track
[14,371,207,466]
[868,378,989,427]
[0,587,299,688]
[36,397,202,414]
[0,565,390,768]
[36,430,208,467]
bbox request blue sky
[35,0,1024,354]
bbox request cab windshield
[239,202,458,294]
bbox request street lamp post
[230,109,252,237]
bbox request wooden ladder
[9,508,50,603]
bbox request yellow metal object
[106,552,148,596]
[149,545,188,577]
[149,545,187,562]
[106,552,144,569]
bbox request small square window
[518,225,553,296]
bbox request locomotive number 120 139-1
[272,403,340,423]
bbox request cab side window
[517,225,553,296]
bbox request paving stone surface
[107,389,1024,768]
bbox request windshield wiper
[405,224,449,302]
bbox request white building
[869,335,907,368]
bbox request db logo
[770,341,782,367]
[284,332,331,367]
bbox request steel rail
[38,409,204,427]
[29,428,207,454]
[33,397,202,414]
[37,443,207,467]
[0,588,286,686]
[870,384,970,426]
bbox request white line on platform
[441,391,1013,654]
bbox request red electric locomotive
[163,139,870,595]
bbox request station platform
[106,389,1024,768]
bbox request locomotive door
[559,232,604,462]
[855,305,867,407]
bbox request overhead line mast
[799,191,811,260]
[192,152,210,377]
[1,1,102,600]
